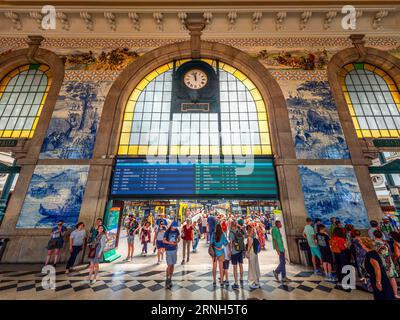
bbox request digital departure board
[111,159,278,198]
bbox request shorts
[127,235,135,245]
[47,239,63,250]
[310,246,322,259]
[156,240,164,249]
[231,252,243,265]
[166,249,177,265]
[223,260,230,270]
[202,227,207,233]
[320,248,333,264]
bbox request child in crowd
[222,240,231,287]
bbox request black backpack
[233,230,245,252]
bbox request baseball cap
[171,221,178,227]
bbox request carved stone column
[185,13,206,59]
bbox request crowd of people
[43,209,400,299]
[301,215,400,300]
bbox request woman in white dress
[246,224,261,289]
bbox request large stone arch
[83,40,307,263]
[327,46,400,223]
[0,46,65,262]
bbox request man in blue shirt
[163,221,180,289]
[207,213,216,244]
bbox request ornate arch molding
[0,47,64,161]
[94,40,295,161]
[328,46,400,161]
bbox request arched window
[0,64,51,139]
[118,59,271,156]
[340,63,400,138]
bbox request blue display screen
[111,158,278,198]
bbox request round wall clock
[183,69,208,90]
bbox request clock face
[183,69,208,90]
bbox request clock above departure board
[171,60,219,114]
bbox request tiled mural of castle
[299,165,369,229]
[16,165,89,228]
[278,77,350,159]
[40,81,112,159]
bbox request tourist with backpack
[272,220,290,283]
[246,224,261,289]
[163,221,180,289]
[45,220,67,268]
[125,216,139,262]
[229,220,245,290]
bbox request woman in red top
[330,227,349,283]
[181,218,194,264]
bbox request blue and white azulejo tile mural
[39,81,112,159]
[16,165,89,229]
[298,165,369,229]
[277,74,350,159]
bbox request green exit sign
[373,139,400,148]
[0,139,18,148]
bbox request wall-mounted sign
[0,139,18,148]
[373,139,400,148]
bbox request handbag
[208,244,215,257]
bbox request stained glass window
[340,63,400,138]
[118,59,271,156]
[0,64,51,139]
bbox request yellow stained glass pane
[127,146,138,155]
[118,146,128,155]
[258,112,267,121]
[2,130,12,138]
[155,64,171,75]
[343,92,352,105]
[222,64,236,74]
[0,131,3,137]
[210,146,220,155]
[200,146,210,155]
[125,100,136,113]
[145,71,158,82]
[148,145,158,155]
[388,85,397,91]
[262,145,272,155]
[32,117,39,130]
[362,130,372,138]
[158,146,168,155]
[242,78,255,91]
[391,92,400,104]
[124,113,133,121]
[374,68,385,77]
[370,130,381,138]
[389,130,399,137]
[119,133,130,145]
[130,89,141,102]
[242,145,252,155]
[221,146,231,155]
[138,146,148,154]
[231,146,242,154]
[356,130,363,138]
[380,130,389,137]
[348,105,355,116]
[255,100,266,112]
[190,146,199,155]
[180,146,190,155]
[38,65,49,72]
[259,121,268,131]
[250,88,262,101]
[11,131,20,138]
[201,59,214,66]
[136,78,149,91]
[252,145,262,155]
[343,64,354,72]
[233,70,247,81]
[170,145,179,155]
[260,134,270,145]
[29,131,34,138]
[352,117,360,129]
[20,131,29,138]
[121,121,132,132]
[364,64,375,72]
[8,68,20,78]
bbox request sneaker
[65,269,69,274]
[157,261,161,265]
[220,282,224,288]
[224,280,229,287]
[82,280,90,285]
[181,260,185,265]
[249,283,260,290]
[314,270,324,276]
[123,257,130,261]
[186,258,189,263]
[90,279,97,285]
[282,277,291,283]
[232,283,240,291]
[239,279,244,288]
[213,282,216,288]
[273,270,280,282]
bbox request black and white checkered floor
[0,265,373,300]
